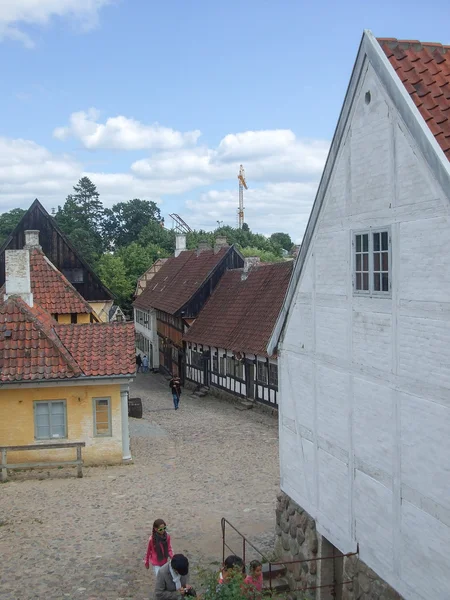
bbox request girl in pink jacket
[144,519,174,575]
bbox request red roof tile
[133,247,231,315]
[56,322,136,377]
[378,38,450,158]
[0,298,135,382]
[183,262,293,357]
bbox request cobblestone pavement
[0,373,279,600]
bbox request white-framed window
[219,357,226,375]
[257,361,268,384]
[34,400,67,440]
[353,228,391,295]
[269,363,278,387]
[93,397,112,437]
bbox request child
[244,560,263,593]
[218,555,245,584]
[144,519,174,576]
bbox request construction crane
[237,164,248,229]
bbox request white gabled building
[268,32,450,600]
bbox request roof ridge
[377,38,450,52]
[7,296,82,377]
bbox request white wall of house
[278,60,450,600]
[186,343,278,405]
[134,308,159,368]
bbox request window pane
[356,254,361,271]
[381,231,388,251]
[37,425,50,438]
[362,253,368,271]
[374,253,380,271]
[363,273,369,290]
[373,233,380,252]
[356,273,361,290]
[382,252,388,271]
[36,403,49,415]
[382,273,389,291]
[374,273,381,291]
[362,234,368,252]
[356,235,361,252]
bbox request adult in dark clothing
[136,354,142,372]
[155,554,190,600]
[169,376,182,410]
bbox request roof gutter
[0,374,135,390]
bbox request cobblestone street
[0,373,279,600]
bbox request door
[245,362,255,399]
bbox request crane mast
[237,164,248,229]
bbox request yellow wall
[89,300,114,322]
[55,313,92,324]
[77,313,90,324]
[0,384,124,466]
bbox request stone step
[193,390,208,397]
[262,563,287,580]
[235,400,254,410]
[262,577,290,593]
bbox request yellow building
[0,231,135,468]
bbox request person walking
[169,375,182,410]
[144,518,173,576]
[142,354,149,373]
[136,354,142,373]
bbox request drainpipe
[120,385,131,460]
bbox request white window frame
[34,400,67,440]
[352,227,391,297]
[257,360,268,385]
[93,397,112,437]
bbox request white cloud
[185,182,318,242]
[54,109,202,150]
[0,0,110,47]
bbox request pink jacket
[244,574,263,592]
[144,534,173,567]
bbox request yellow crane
[237,164,248,229]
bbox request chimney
[241,256,260,281]
[24,230,41,249]
[214,236,229,254]
[175,234,186,257]
[196,240,212,255]
[4,249,33,306]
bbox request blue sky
[1,0,450,241]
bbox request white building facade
[269,32,450,600]
[134,306,158,369]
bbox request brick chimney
[4,249,33,306]
[214,236,228,254]
[196,240,212,255]
[175,234,186,257]
[241,256,260,281]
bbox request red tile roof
[378,38,450,159]
[0,297,135,382]
[183,261,293,357]
[133,247,231,315]
[0,249,94,315]
[56,322,136,377]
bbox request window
[227,356,234,376]
[34,400,67,440]
[257,361,268,384]
[234,360,244,380]
[212,354,218,373]
[269,363,278,387]
[62,268,84,283]
[191,350,203,368]
[354,229,390,295]
[219,357,226,375]
[93,397,112,436]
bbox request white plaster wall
[279,60,450,599]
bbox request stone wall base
[275,491,403,600]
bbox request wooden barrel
[128,397,143,419]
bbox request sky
[1,1,450,243]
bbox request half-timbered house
[133,235,244,377]
[183,259,292,408]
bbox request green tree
[240,246,284,263]
[97,254,133,306]
[138,220,175,254]
[0,208,26,245]
[270,232,293,252]
[117,242,169,286]
[55,177,105,264]
[186,230,215,250]
[104,199,162,248]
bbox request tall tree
[97,254,133,307]
[117,242,169,285]
[103,199,162,248]
[0,208,26,245]
[138,221,175,254]
[270,232,293,252]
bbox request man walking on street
[169,375,182,410]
